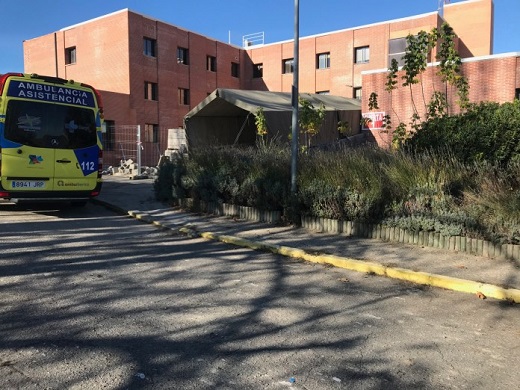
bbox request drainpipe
[54,33,58,77]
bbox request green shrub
[461,161,520,243]
[298,147,389,221]
[298,179,379,221]
[406,100,520,166]
[152,143,520,244]
[154,159,174,202]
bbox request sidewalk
[94,175,520,303]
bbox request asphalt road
[0,201,519,389]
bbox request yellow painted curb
[310,253,520,304]
[124,208,520,304]
[197,231,520,304]
[128,210,150,221]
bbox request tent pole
[233,113,251,145]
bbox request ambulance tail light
[0,154,6,197]
[0,73,23,95]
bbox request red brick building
[245,0,494,97]
[22,0,515,162]
[24,9,249,165]
[363,52,520,147]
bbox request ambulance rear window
[4,100,97,149]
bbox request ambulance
[0,73,103,206]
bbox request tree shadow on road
[0,214,518,389]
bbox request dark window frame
[231,62,240,78]
[65,46,77,65]
[388,36,431,67]
[144,82,158,101]
[282,58,294,74]
[144,123,159,143]
[317,52,331,69]
[177,47,189,65]
[207,55,217,72]
[354,46,370,64]
[143,37,157,57]
[178,88,190,105]
[388,37,407,67]
[253,63,263,78]
[354,87,362,101]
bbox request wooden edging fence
[301,216,520,262]
[177,198,520,262]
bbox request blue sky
[0,0,518,74]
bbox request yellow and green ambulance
[0,73,103,206]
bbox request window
[145,82,158,101]
[354,87,362,101]
[143,38,157,57]
[388,37,407,67]
[231,62,240,78]
[103,120,115,151]
[317,52,330,69]
[516,88,520,100]
[178,88,190,105]
[253,63,263,78]
[5,100,96,149]
[354,46,370,64]
[65,47,76,65]
[317,91,330,95]
[144,123,159,143]
[283,58,294,74]
[177,47,189,65]
[207,56,216,72]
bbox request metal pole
[137,125,142,175]
[290,0,299,195]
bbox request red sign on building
[362,111,385,130]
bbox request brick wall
[246,12,440,99]
[443,0,494,56]
[23,34,58,77]
[362,53,520,147]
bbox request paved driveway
[0,202,518,389]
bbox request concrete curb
[193,229,520,304]
[95,202,520,304]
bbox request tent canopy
[184,88,361,148]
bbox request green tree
[436,23,469,110]
[254,107,268,137]
[298,97,325,149]
[373,22,469,149]
[254,107,269,148]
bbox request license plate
[11,181,46,189]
